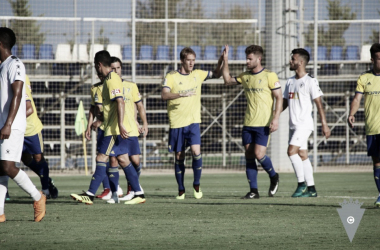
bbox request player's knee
[109,157,118,166]
[298,151,308,160]
[33,154,43,163]
[287,147,298,157]
[21,153,33,166]
[175,152,185,160]
[96,154,108,163]
[254,150,265,160]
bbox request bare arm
[116,97,128,139]
[314,96,331,139]
[211,54,224,78]
[222,45,238,86]
[270,88,283,133]
[347,93,363,129]
[0,80,24,140]
[161,87,195,101]
[85,105,95,141]
[26,101,34,117]
[136,101,149,137]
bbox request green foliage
[305,0,356,49]
[86,26,109,54]
[367,5,380,44]
[8,0,45,55]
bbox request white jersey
[283,74,323,130]
[0,55,26,132]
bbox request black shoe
[242,192,260,199]
[49,178,59,199]
[268,173,279,197]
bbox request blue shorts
[242,126,270,147]
[98,135,140,157]
[97,128,105,152]
[23,132,44,155]
[366,134,380,157]
[168,123,201,153]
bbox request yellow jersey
[25,75,43,136]
[122,80,141,137]
[162,69,211,128]
[355,70,380,135]
[236,68,281,127]
[102,72,124,136]
[90,81,104,131]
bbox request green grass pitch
[0,172,378,249]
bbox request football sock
[0,176,8,215]
[134,163,141,178]
[88,162,107,195]
[192,154,202,186]
[122,163,141,193]
[102,163,111,190]
[289,154,305,182]
[28,158,50,190]
[12,169,41,201]
[374,165,380,193]
[303,158,315,186]
[246,158,258,189]
[108,167,120,193]
[175,159,185,192]
[258,155,276,178]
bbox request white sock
[0,176,8,215]
[289,154,305,183]
[86,191,94,196]
[12,169,41,201]
[303,158,315,186]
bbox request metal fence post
[222,93,226,167]
[346,91,350,164]
[143,92,147,168]
[60,92,66,169]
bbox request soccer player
[161,47,223,199]
[348,43,380,207]
[0,27,46,222]
[222,44,281,199]
[21,74,59,199]
[109,56,148,202]
[85,73,123,200]
[283,48,330,198]
[71,50,144,205]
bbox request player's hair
[111,56,122,67]
[245,45,263,58]
[180,47,196,61]
[94,50,112,67]
[0,27,16,50]
[370,43,380,59]
[291,48,310,64]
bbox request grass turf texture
[0,172,378,249]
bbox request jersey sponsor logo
[274,81,280,87]
[111,89,121,96]
[178,86,197,94]
[288,92,299,99]
[244,87,263,93]
[365,91,380,95]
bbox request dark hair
[94,50,112,67]
[0,27,16,50]
[291,48,310,64]
[370,43,380,59]
[111,56,122,67]
[180,47,196,61]
[245,45,263,58]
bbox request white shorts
[288,129,312,150]
[0,129,24,162]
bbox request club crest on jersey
[111,89,121,96]
[274,81,281,88]
[300,83,304,88]
[179,82,183,85]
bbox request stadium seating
[345,45,359,60]
[11,44,18,57]
[107,44,122,60]
[156,45,170,60]
[220,46,233,60]
[173,45,184,60]
[191,46,202,60]
[139,45,153,60]
[72,44,88,61]
[22,44,36,59]
[55,44,72,61]
[330,46,343,60]
[122,45,132,60]
[360,44,371,61]
[304,46,312,60]
[203,45,217,60]
[317,46,327,60]
[235,46,246,60]
[38,44,54,59]
[89,44,104,60]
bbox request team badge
[274,81,281,88]
[111,89,121,96]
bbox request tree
[367,3,380,44]
[8,0,45,55]
[304,0,356,49]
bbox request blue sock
[175,159,185,192]
[192,154,202,186]
[246,158,258,189]
[135,164,141,178]
[88,162,107,195]
[258,155,276,178]
[28,158,50,190]
[122,163,141,192]
[108,166,119,193]
[374,165,380,193]
[102,163,111,189]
